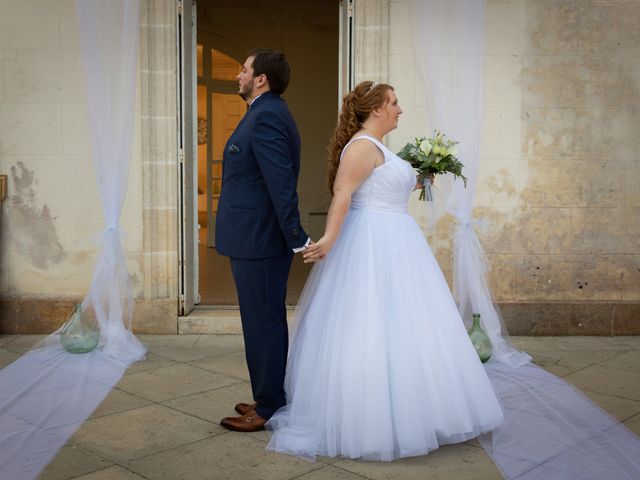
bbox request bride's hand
[303,236,333,263]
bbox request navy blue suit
[216,91,308,419]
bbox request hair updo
[326,81,393,193]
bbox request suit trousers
[229,251,293,420]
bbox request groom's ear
[255,73,268,89]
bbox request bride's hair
[327,81,393,193]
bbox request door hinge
[177,0,183,15]
[179,148,185,164]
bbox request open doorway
[195,0,340,306]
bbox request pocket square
[228,144,240,153]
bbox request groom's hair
[248,48,291,94]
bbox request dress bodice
[340,135,416,213]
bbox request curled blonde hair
[326,81,394,193]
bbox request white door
[178,0,199,314]
[339,0,355,99]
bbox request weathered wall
[389,0,640,334]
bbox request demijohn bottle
[468,313,492,363]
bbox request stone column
[137,0,180,332]
[353,0,390,84]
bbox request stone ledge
[0,298,178,335]
[2,299,638,336]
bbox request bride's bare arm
[303,140,382,263]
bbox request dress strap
[339,135,387,162]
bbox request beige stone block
[125,433,320,480]
[486,1,581,56]
[7,251,90,296]
[0,54,4,103]
[389,53,415,107]
[609,255,640,301]
[62,103,92,155]
[4,50,79,103]
[141,251,179,299]
[132,300,178,334]
[1,0,60,49]
[571,208,640,255]
[39,444,113,480]
[521,108,576,160]
[579,3,640,56]
[73,404,218,463]
[5,199,66,259]
[141,162,178,210]
[3,156,68,206]
[519,160,581,207]
[574,108,640,161]
[59,0,80,50]
[473,207,524,255]
[485,54,523,108]
[626,161,640,207]
[389,1,412,56]
[481,108,523,160]
[486,254,521,301]
[0,102,62,155]
[518,255,623,301]
[476,162,520,208]
[520,207,572,254]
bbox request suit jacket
[215,91,308,259]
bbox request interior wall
[197,0,340,233]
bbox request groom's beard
[239,78,255,101]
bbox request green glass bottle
[468,313,492,363]
[60,304,100,354]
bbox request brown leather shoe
[220,409,267,432]
[234,402,257,415]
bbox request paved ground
[1,335,639,480]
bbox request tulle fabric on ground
[266,207,504,461]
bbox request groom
[216,49,309,432]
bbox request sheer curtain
[0,1,144,478]
[409,1,639,478]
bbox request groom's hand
[303,237,332,263]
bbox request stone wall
[388,0,640,334]
[0,0,177,333]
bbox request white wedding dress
[266,135,504,461]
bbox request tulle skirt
[266,208,505,461]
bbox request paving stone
[580,390,640,422]
[72,404,219,463]
[149,345,230,363]
[0,334,18,347]
[0,347,19,368]
[2,334,47,353]
[123,351,177,376]
[624,413,640,436]
[598,350,640,375]
[162,381,252,424]
[189,350,250,381]
[116,363,241,402]
[138,334,200,348]
[296,465,371,480]
[565,365,640,401]
[38,443,113,480]
[90,389,153,420]
[73,466,148,479]
[125,432,322,480]
[334,443,502,480]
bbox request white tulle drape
[410,1,639,478]
[0,1,144,478]
[411,0,528,367]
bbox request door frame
[177,0,355,313]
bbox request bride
[266,81,504,461]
